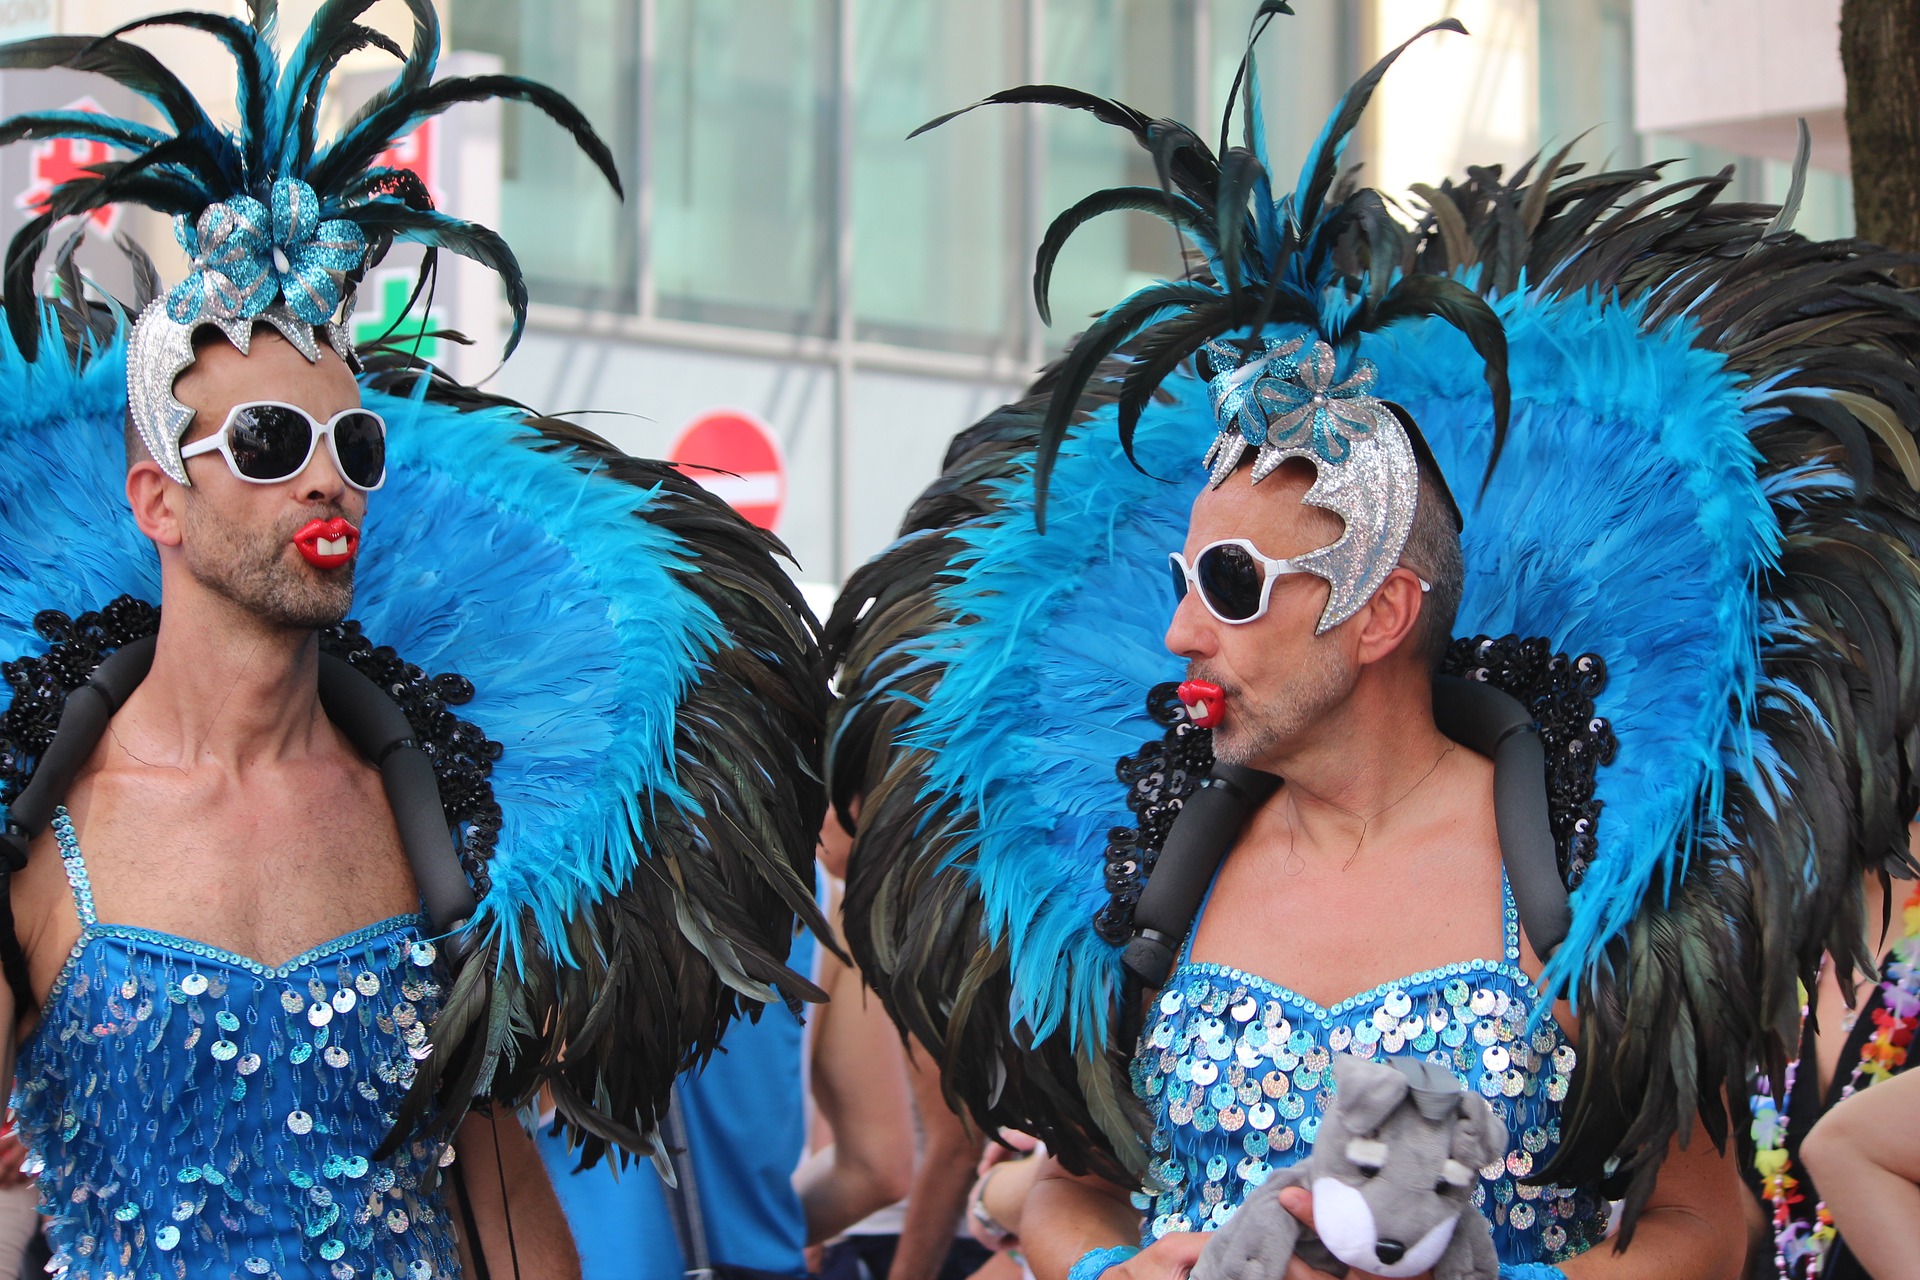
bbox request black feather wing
[357,358,833,1170]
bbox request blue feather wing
[904,378,1207,1049]
[831,291,1785,1176]
[1360,290,1778,999]
[361,390,722,970]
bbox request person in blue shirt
[539,925,817,1280]
[542,809,914,1280]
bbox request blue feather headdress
[828,3,1920,1236]
[0,0,621,482]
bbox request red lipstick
[293,517,360,569]
[1177,679,1225,729]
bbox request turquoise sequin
[12,808,463,1279]
[1132,874,1609,1264]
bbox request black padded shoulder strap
[1431,674,1571,962]
[317,653,478,945]
[3,636,156,849]
[1117,675,1572,1046]
[1121,763,1281,991]
[0,636,157,1010]
[0,639,479,1013]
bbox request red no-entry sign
[668,410,787,531]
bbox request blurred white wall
[1371,0,1540,199]
[1632,0,1847,171]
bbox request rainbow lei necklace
[1750,883,1920,1279]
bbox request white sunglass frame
[1169,537,1431,626]
[179,400,388,492]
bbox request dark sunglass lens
[331,412,386,488]
[225,405,312,480]
[1196,544,1265,620]
[1168,556,1190,605]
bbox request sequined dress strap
[1500,870,1519,962]
[49,807,96,928]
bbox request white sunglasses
[1170,537,1430,625]
[179,400,388,492]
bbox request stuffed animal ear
[1451,1094,1508,1171]
[1330,1054,1411,1134]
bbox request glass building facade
[446,0,1855,584]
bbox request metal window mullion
[1021,0,1046,371]
[636,0,656,318]
[1190,0,1212,129]
[831,0,856,583]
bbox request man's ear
[127,459,185,548]
[1352,567,1426,666]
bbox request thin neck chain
[1284,741,1456,874]
[106,634,270,773]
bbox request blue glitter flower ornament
[1204,334,1384,469]
[1254,339,1381,464]
[165,179,367,327]
[1198,329,1419,631]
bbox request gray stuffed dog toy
[1191,1054,1507,1280]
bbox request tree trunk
[1842,0,1920,253]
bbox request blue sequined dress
[11,808,464,1279]
[1131,873,1611,1266]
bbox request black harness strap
[0,640,479,1011]
[1121,764,1280,990]
[1431,674,1571,962]
[1118,674,1571,1043]
[658,1088,717,1280]
[316,652,479,951]
[0,636,156,1009]
[452,1160,495,1280]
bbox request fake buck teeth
[316,535,350,556]
[1176,679,1226,729]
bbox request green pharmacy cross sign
[352,270,439,361]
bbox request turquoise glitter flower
[1252,339,1382,465]
[166,178,366,327]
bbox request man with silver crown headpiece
[1010,333,1743,1280]
[823,8,1920,1280]
[0,2,837,1277]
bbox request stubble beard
[181,496,355,630]
[1201,642,1355,767]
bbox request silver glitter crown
[1200,333,1419,633]
[127,301,356,486]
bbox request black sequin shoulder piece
[1441,634,1615,889]
[1095,681,1214,943]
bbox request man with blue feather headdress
[826,6,1920,1280]
[0,2,834,1276]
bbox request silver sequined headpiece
[127,177,365,485]
[128,302,357,486]
[1200,332,1419,633]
